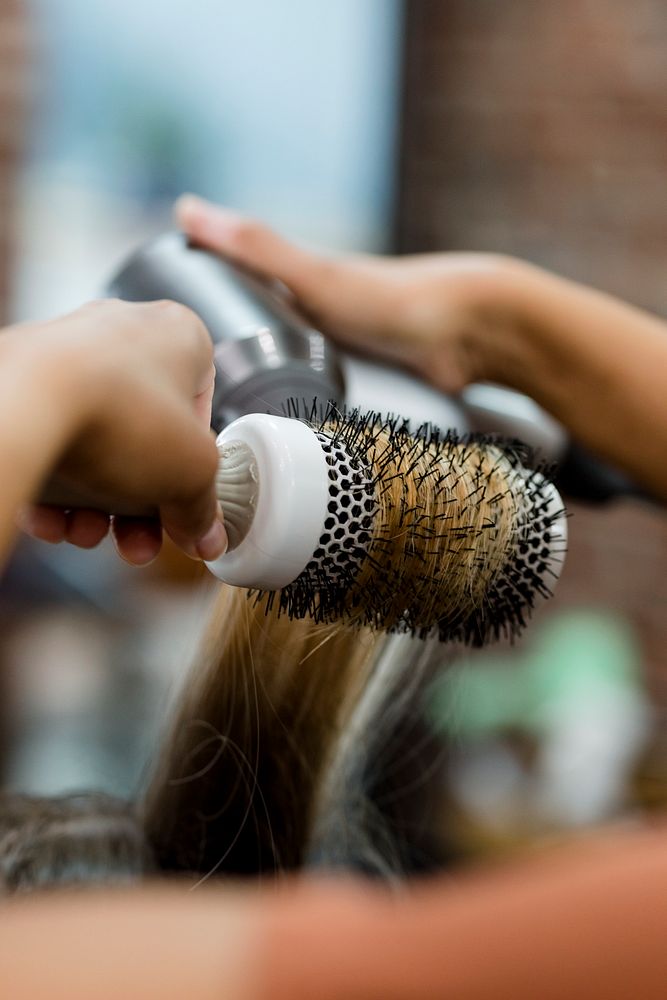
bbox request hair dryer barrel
[107,232,346,431]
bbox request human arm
[0,886,258,1000]
[260,826,667,1000]
[1,826,667,999]
[0,298,227,567]
[175,195,667,501]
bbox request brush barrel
[206,412,568,643]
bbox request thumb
[174,194,331,306]
[158,420,228,562]
[161,491,228,563]
[174,195,408,360]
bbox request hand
[14,299,227,565]
[173,197,667,505]
[174,194,526,395]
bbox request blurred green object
[431,611,642,740]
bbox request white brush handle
[206,414,330,589]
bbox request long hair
[140,422,559,883]
[142,585,389,880]
[0,422,561,890]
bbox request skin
[0,885,261,1000]
[3,827,667,999]
[176,194,667,501]
[4,298,228,565]
[259,826,667,1000]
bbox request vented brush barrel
[107,233,346,431]
[207,411,568,645]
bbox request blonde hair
[0,422,561,889]
[143,587,385,878]
[252,416,548,644]
[143,426,556,880]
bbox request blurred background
[1,0,667,866]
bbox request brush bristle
[248,400,566,646]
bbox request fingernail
[16,506,35,532]
[122,550,159,568]
[175,193,209,223]
[176,194,243,237]
[196,519,228,561]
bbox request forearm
[0,887,257,1000]
[0,328,79,563]
[470,262,667,500]
[263,827,667,1000]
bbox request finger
[64,509,111,549]
[193,362,215,427]
[147,406,228,561]
[119,399,226,562]
[111,516,163,566]
[174,195,403,343]
[174,195,331,303]
[18,505,68,544]
[161,497,227,563]
[102,299,214,404]
[150,300,215,399]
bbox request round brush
[207,404,567,646]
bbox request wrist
[0,321,87,467]
[0,322,92,561]
[461,256,550,390]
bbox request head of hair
[0,792,152,895]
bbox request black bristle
[259,399,565,644]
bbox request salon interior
[0,0,666,993]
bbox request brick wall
[396,0,667,677]
[398,0,667,315]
